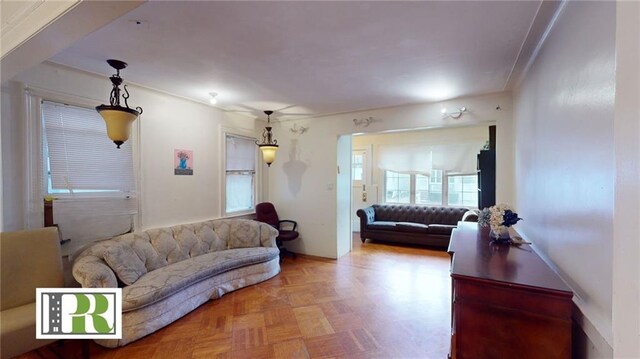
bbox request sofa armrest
[462,210,479,222]
[72,255,118,288]
[259,223,279,248]
[356,206,376,238]
[356,206,375,226]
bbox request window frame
[30,89,140,200]
[40,100,137,198]
[25,86,141,230]
[351,149,367,186]
[382,169,478,208]
[445,172,479,208]
[221,127,259,217]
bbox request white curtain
[378,144,433,175]
[378,141,484,174]
[431,142,485,173]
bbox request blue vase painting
[175,149,193,175]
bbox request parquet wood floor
[19,237,452,359]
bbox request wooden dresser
[448,222,573,359]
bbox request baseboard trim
[572,302,614,358]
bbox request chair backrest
[1,227,64,310]
[255,202,280,228]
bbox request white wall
[513,1,616,356]
[269,91,512,258]
[2,62,258,233]
[1,81,27,231]
[336,135,352,258]
[612,2,640,357]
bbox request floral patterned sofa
[72,218,280,348]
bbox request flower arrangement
[478,203,523,239]
[176,151,190,161]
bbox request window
[384,171,410,203]
[352,152,364,181]
[225,134,256,214]
[41,101,134,195]
[447,174,478,207]
[39,99,138,256]
[384,169,477,207]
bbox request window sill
[224,211,256,219]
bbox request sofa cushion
[130,232,167,272]
[395,222,429,234]
[103,242,147,285]
[367,221,397,230]
[121,247,279,311]
[171,224,209,258]
[194,223,226,252]
[0,302,57,359]
[228,220,261,249]
[146,227,188,265]
[1,227,63,310]
[428,224,457,236]
[371,204,469,225]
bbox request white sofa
[72,218,280,348]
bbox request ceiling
[49,1,542,121]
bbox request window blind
[225,134,256,213]
[226,134,256,172]
[42,101,135,193]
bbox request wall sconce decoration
[256,110,279,167]
[353,116,374,127]
[289,123,309,135]
[441,107,467,119]
[96,59,143,149]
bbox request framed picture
[174,149,193,175]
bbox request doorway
[351,146,377,232]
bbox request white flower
[480,203,518,233]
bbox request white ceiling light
[209,92,218,105]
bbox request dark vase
[490,227,511,244]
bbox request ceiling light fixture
[255,110,278,167]
[441,107,467,119]
[209,92,218,105]
[96,59,143,148]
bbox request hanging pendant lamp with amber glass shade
[96,59,143,149]
[256,110,279,167]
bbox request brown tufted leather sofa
[356,204,477,248]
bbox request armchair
[1,227,64,358]
[255,202,299,262]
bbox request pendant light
[96,59,143,148]
[255,110,279,167]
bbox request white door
[351,149,376,232]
